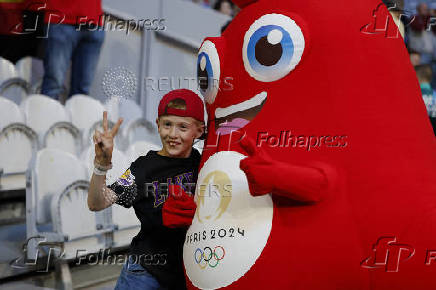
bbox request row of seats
[0,93,158,146]
[0,94,161,192]
[0,57,38,103]
[0,57,34,85]
[25,147,151,260]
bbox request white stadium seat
[126,140,160,164]
[65,94,105,138]
[0,57,30,104]
[16,57,44,87]
[103,97,146,124]
[0,77,31,104]
[118,98,143,124]
[43,122,82,156]
[104,96,120,123]
[121,118,161,150]
[0,124,38,191]
[0,57,17,85]
[20,94,81,153]
[26,149,110,260]
[31,149,87,225]
[0,96,25,130]
[20,94,70,137]
[0,82,34,192]
[15,56,33,83]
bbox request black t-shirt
[108,149,201,289]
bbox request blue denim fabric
[41,24,104,100]
[114,255,163,290]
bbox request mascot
[183,0,436,289]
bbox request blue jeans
[41,24,105,100]
[115,255,163,290]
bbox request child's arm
[88,172,118,211]
[87,111,124,211]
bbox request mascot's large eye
[243,14,305,82]
[197,40,221,104]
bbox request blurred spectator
[217,0,236,33]
[233,4,241,17]
[192,0,210,8]
[408,3,434,64]
[415,64,436,135]
[41,0,105,101]
[214,0,234,17]
[410,50,422,66]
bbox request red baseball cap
[158,89,205,123]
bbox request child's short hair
[165,98,187,111]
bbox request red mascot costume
[182,0,436,289]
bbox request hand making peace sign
[93,111,123,166]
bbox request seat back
[0,78,30,104]
[15,56,32,83]
[0,124,38,174]
[126,141,160,163]
[20,94,70,136]
[43,122,82,156]
[119,98,143,124]
[53,182,97,241]
[33,148,87,224]
[0,57,17,84]
[65,94,105,133]
[104,96,120,123]
[124,118,160,148]
[0,96,24,130]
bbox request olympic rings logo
[194,246,225,269]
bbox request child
[87,89,205,289]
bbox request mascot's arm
[239,136,336,203]
[162,184,196,228]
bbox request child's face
[156,115,204,158]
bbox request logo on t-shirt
[116,169,135,187]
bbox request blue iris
[197,52,214,94]
[247,25,294,74]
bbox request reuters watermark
[144,76,234,92]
